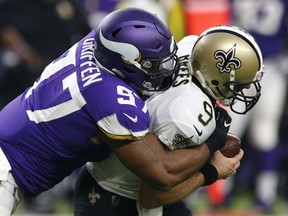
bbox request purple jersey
[232,0,288,58]
[0,29,149,197]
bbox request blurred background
[1,0,288,215]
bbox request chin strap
[217,70,235,107]
[219,70,235,106]
[195,70,218,101]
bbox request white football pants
[0,148,23,216]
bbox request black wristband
[199,163,218,186]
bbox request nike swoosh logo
[224,121,231,128]
[193,125,203,136]
[123,113,138,123]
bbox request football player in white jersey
[74,25,264,216]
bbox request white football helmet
[190,25,265,114]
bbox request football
[220,133,241,158]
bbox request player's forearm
[156,143,210,188]
[138,172,205,209]
[117,135,210,191]
[101,132,210,191]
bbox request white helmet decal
[99,29,140,63]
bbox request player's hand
[205,105,232,153]
[211,149,244,180]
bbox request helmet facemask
[217,73,263,114]
[194,67,264,115]
[131,45,180,94]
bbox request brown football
[220,133,241,158]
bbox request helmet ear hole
[112,28,121,37]
[211,80,219,86]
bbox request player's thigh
[73,165,138,216]
[0,184,14,216]
[163,200,193,216]
[74,165,118,216]
[0,180,21,216]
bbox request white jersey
[147,35,216,150]
[86,35,217,205]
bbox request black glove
[205,105,231,153]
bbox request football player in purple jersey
[0,8,232,216]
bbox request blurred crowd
[1,0,288,215]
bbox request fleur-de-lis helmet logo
[214,44,241,73]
